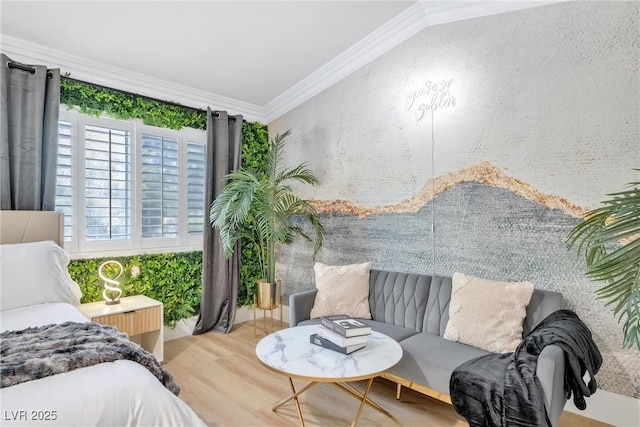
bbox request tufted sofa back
[368,269,563,338]
[369,270,452,336]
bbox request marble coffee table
[255,324,403,427]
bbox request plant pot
[255,279,281,310]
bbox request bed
[0,211,207,426]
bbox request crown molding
[1,1,560,125]
[0,35,266,123]
[262,1,560,123]
[263,2,428,123]
[419,1,561,27]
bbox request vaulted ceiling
[0,1,555,122]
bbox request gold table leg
[270,378,317,427]
[271,380,318,411]
[332,382,390,416]
[290,378,305,427]
[271,377,391,427]
[350,378,375,427]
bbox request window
[85,124,131,241]
[186,141,206,235]
[55,109,206,257]
[55,121,73,242]
[141,133,178,238]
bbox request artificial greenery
[60,78,270,313]
[68,252,203,327]
[210,130,325,285]
[567,175,640,349]
[60,78,206,130]
[238,122,270,306]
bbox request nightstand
[78,295,164,362]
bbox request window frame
[137,125,181,250]
[57,107,206,258]
[78,113,136,254]
[183,130,207,248]
[55,117,74,244]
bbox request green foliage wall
[60,79,206,130]
[68,252,202,327]
[60,78,269,321]
[238,121,270,307]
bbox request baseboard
[163,316,198,341]
[234,304,290,324]
[564,388,640,427]
[164,304,290,341]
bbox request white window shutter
[141,134,179,238]
[84,124,131,240]
[186,141,206,236]
[55,120,73,242]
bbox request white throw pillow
[443,272,534,353]
[0,240,82,311]
[309,261,372,319]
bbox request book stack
[309,314,372,354]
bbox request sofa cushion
[359,319,420,342]
[310,261,372,319]
[298,318,419,343]
[444,272,534,353]
[389,332,491,396]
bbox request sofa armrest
[288,289,318,326]
[536,344,568,427]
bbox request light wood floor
[164,320,610,427]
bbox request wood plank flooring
[164,321,610,427]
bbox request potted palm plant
[567,174,640,349]
[210,130,324,310]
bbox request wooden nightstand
[78,295,164,362]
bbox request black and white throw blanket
[1,321,180,395]
[450,309,602,427]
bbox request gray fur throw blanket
[1,321,180,395]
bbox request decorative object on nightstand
[98,260,123,305]
[253,278,282,338]
[78,295,164,362]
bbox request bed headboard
[0,210,64,246]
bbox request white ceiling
[0,1,554,122]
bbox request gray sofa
[289,269,568,426]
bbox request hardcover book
[319,314,372,337]
[309,333,366,355]
[317,325,369,347]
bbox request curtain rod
[7,61,53,79]
[62,76,238,120]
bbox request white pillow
[0,240,82,311]
[310,261,372,319]
[444,272,534,353]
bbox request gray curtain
[193,109,243,335]
[1,54,60,210]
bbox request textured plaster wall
[269,1,640,399]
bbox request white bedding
[0,303,207,427]
[0,302,88,331]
